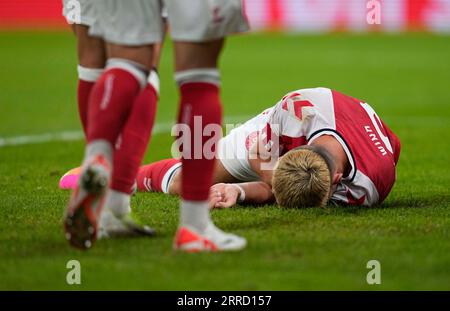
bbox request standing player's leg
[62,30,161,239]
[72,25,105,136]
[166,0,249,252]
[99,17,168,237]
[64,0,163,249]
[172,42,246,251]
[97,44,157,207]
[107,16,168,214]
[62,0,105,137]
[98,55,159,238]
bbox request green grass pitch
[0,31,449,290]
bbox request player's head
[272,145,336,208]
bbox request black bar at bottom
[0,291,449,308]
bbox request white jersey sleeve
[265,88,336,154]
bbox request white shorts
[165,0,249,42]
[89,0,249,45]
[62,0,97,27]
[89,0,165,46]
[217,108,273,182]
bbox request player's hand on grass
[209,183,240,209]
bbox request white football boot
[64,154,111,249]
[97,207,155,239]
[174,222,247,252]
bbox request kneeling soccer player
[61,87,401,209]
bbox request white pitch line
[0,115,251,148]
[1,114,448,148]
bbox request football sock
[111,71,159,194]
[136,159,181,193]
[104,189,131,218]
[175,69,222,232]
[87,58,147,146]
[77,66,104,137]
[84,139,113,166]
[180,200,210,233]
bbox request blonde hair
[272,147,333,208]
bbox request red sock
[87,68,141,145]
[77,80,95,136]
[177,82,222,201]
[136,159,181,193]
[111,84,158,194]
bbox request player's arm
[209,181,275,209]
[248,133,278,185]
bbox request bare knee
[174,39,225,71]
[107,44,155,71]
[73,25,106,68]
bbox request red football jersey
[265,87,401,206]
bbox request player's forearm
[248,157,274,185]
[248,141,276,185]
[238,182,275,205]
